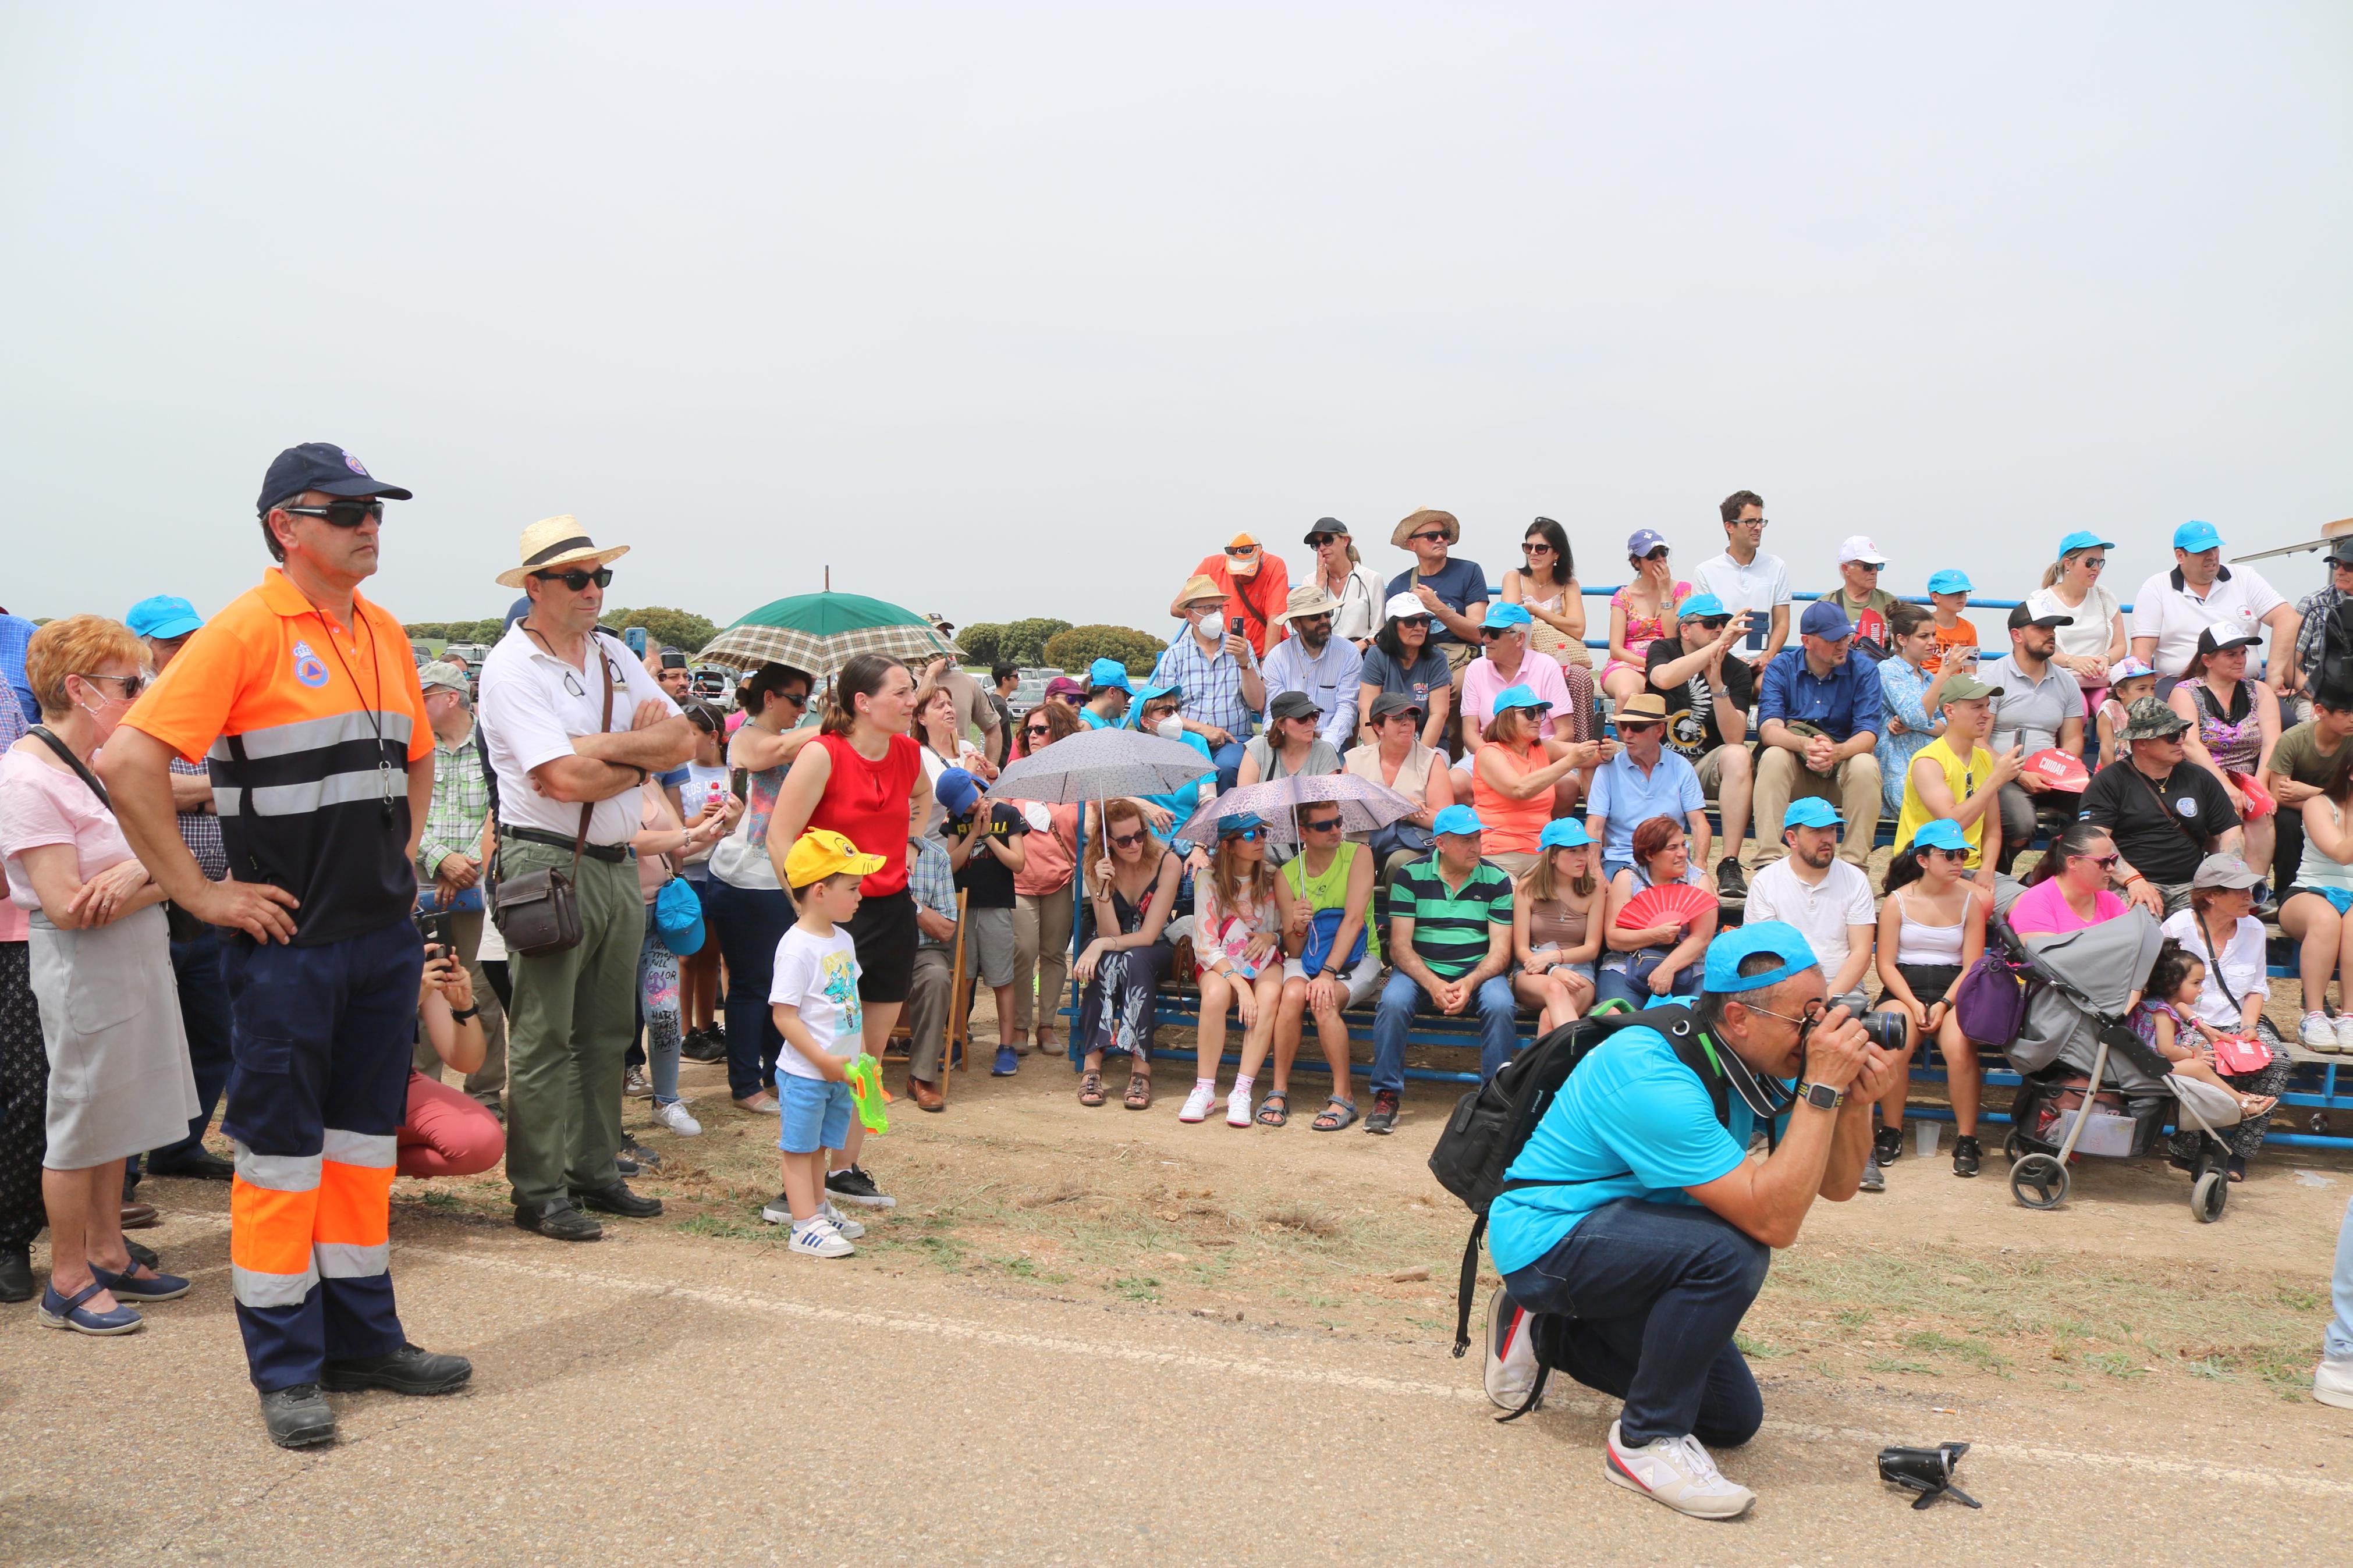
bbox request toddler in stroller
[1987,904,2248,1222]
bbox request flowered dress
[1600,579,1692,684]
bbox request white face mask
[1155,718,1185,742]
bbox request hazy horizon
[5,3,2348,639]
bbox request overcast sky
[4,3,2348,641]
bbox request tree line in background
[958,618,1164,675]
[403,606,722,655]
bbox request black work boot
[259,1384,336,1449]
[321,1342,473,1396]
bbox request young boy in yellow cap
[763,829,886,1257]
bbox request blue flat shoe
[90,1260,191,1302]
[38,1279,144,1336]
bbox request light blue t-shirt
[1486,1025,1754,1277]
[1587,748,1705,871]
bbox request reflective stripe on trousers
[229,1131,394,1309]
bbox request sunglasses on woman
[1222,826,1265,842]
[531,567,614,591]
[1024,724,1051,739]
[1392,616,1431,631]
[1521,541,1555,554]
[1108,829,1149,848]
[75,671,146,700]
[278,499,385,528]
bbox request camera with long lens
[1859,1009,1910,1054]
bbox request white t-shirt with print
[769,923,863,1078]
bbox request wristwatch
[1796,1080,1845,1111]
[449,1003,481,1023]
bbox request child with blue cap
[936,767,1030,1076]
[1922,570,1979,676]
[1481,918,1894,1522]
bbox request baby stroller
[1985,905,2243,1223]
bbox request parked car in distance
[443,642,489,669]
[1007,666,1066,719]
[691,663,742,710]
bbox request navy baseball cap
[1798,600,1854,639]
[256,442,413,518]
[935,767,982,817]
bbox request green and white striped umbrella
[696,592,963,677]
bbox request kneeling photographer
[1484,922,1898,1521]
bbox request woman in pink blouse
[2007,823,2128,936]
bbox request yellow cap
[784,827,885,888]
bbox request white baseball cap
[1384,591,1428,620]
[1838,535,1889,566]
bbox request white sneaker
[818,1199,867,1240]
[1177,1083,1216,1123]
[2301,1012,2337,1050]
[1226,1087,1254,1127]
[789,1217,855,1258]
[1482,1285,1541,1410]
[760,1191,796,1225]
[652,1098,702,1136]
[1603,1421,1755,1520]
[2316,1356,2353,1409]
[2334,1015,2353,1055]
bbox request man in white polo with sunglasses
[477,518,693,1243]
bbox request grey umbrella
[982,725,1216,804]
[1177,771,1421,849]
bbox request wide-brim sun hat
[1392,509,1460,548]
[1282,584,1343,621]
[1169,573,1226,617]
[497,515,631,589]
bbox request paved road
[5,1202,2348,1566]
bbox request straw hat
[1280,583,1342,621]
[496,515,632,589]
[1390,508,1460,548]
[1169,573,1227,617]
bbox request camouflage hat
[2114,695,2191,741]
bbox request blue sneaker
[992,1046,1019,1076]
[90,1260,191,1302]
[39,1279,144,1336]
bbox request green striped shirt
[1391,854,1513,979]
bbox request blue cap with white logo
[1677,592,1727,620]
[256,442,412,518]
[1539,817,1592,849]
[1491,684,1551,715]
[1481,602,1533,631]
[1925,569,1974,596]
[125,595,202,641]
[1431,804,1485,837]
[1627,528,1670,558]
[2057,530,2114,556]
[1702,921,1822,994]
[2174,520,2223,553]
[1782,797,1843,831]
[1909,817,1971,855]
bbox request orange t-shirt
[124,567,431,945]
[1471,741,1556,855]
[1923,616,1979,676]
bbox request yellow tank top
[1892,735,1993,867]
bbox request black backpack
[1428,1002,1774,1358]
[2317,599,2353,709]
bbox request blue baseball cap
[1431,804,1485,837]
[2057,530,2114,556]
[1538,817,1592,849]
[1702,920,1822,994]
[1491,684,1552,715]
[1782,797,1843,831]
[1910,817,1971,855]
[1128,681,1180,725]
[1482,602,1533,632]
[1087,657,1135,694]
[1798,600,1853,639]
[125,595,202,640]
[256,442,412,518]
[1925,569,1974,595]
[2174,520,2223,553]
[1627,528,1670,558]
[1215,810,1268,838]
[1677,592,1727,620]
[934,766,982,817]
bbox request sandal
[1312,1095,1358,1132]
[2227,1155,2249,1183]
[1124,1073,1152,1111]
[2239,1094,2278,1118]
[1256,1091,1290,1128]
[1078,1070,1106,1107]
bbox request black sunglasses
[1305,534,1337,546]
[532,567,614,591]
[1521,541,1555,554]
[279,499,384,528]
[74,671,147,699]
[1109,829,1149,847]
[1392,615,1432,630]
[1024,723,1051,738]
[1302,816,1342,833]
[1408,531,1449,544]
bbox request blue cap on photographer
[1702,921,1820,994]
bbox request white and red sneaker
[1603,1420,1755,1520]
[1482,1285,1541,1410]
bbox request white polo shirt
[2130,565,2285,678]
[1690,549,1792,658]
[478,621,680,844]
[1741,854,1875,981]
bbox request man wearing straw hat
[477,517,694,1243]
[1258,582,1363,751]
[1152,573,1266,793]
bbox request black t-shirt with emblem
[946,801,1030,909]
[2078,758,2238,886]
[1644,638,1756,760]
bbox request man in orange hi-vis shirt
[104,443,470,1450]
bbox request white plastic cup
[1917,1121,1941,1158]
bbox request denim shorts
[778,1072,853,1154]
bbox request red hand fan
[2021,748,2091,792]
[1616,881,1717,931]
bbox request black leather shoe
[145,1149,235,1181]
[321,1342,473,1396]
[572,1182,662,1218]
[125,1238,159,1270]
[259,1383,336,1449]
[0,1246,32,1303]
[514,1199,604,1241]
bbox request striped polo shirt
[124,567,430,945]
[1390,852,1514,979]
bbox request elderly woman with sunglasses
[2025,531,2128,716]
[0,616,197,1333]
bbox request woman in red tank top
[765,654,926,1201]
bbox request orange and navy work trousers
[221,919,423,1392]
